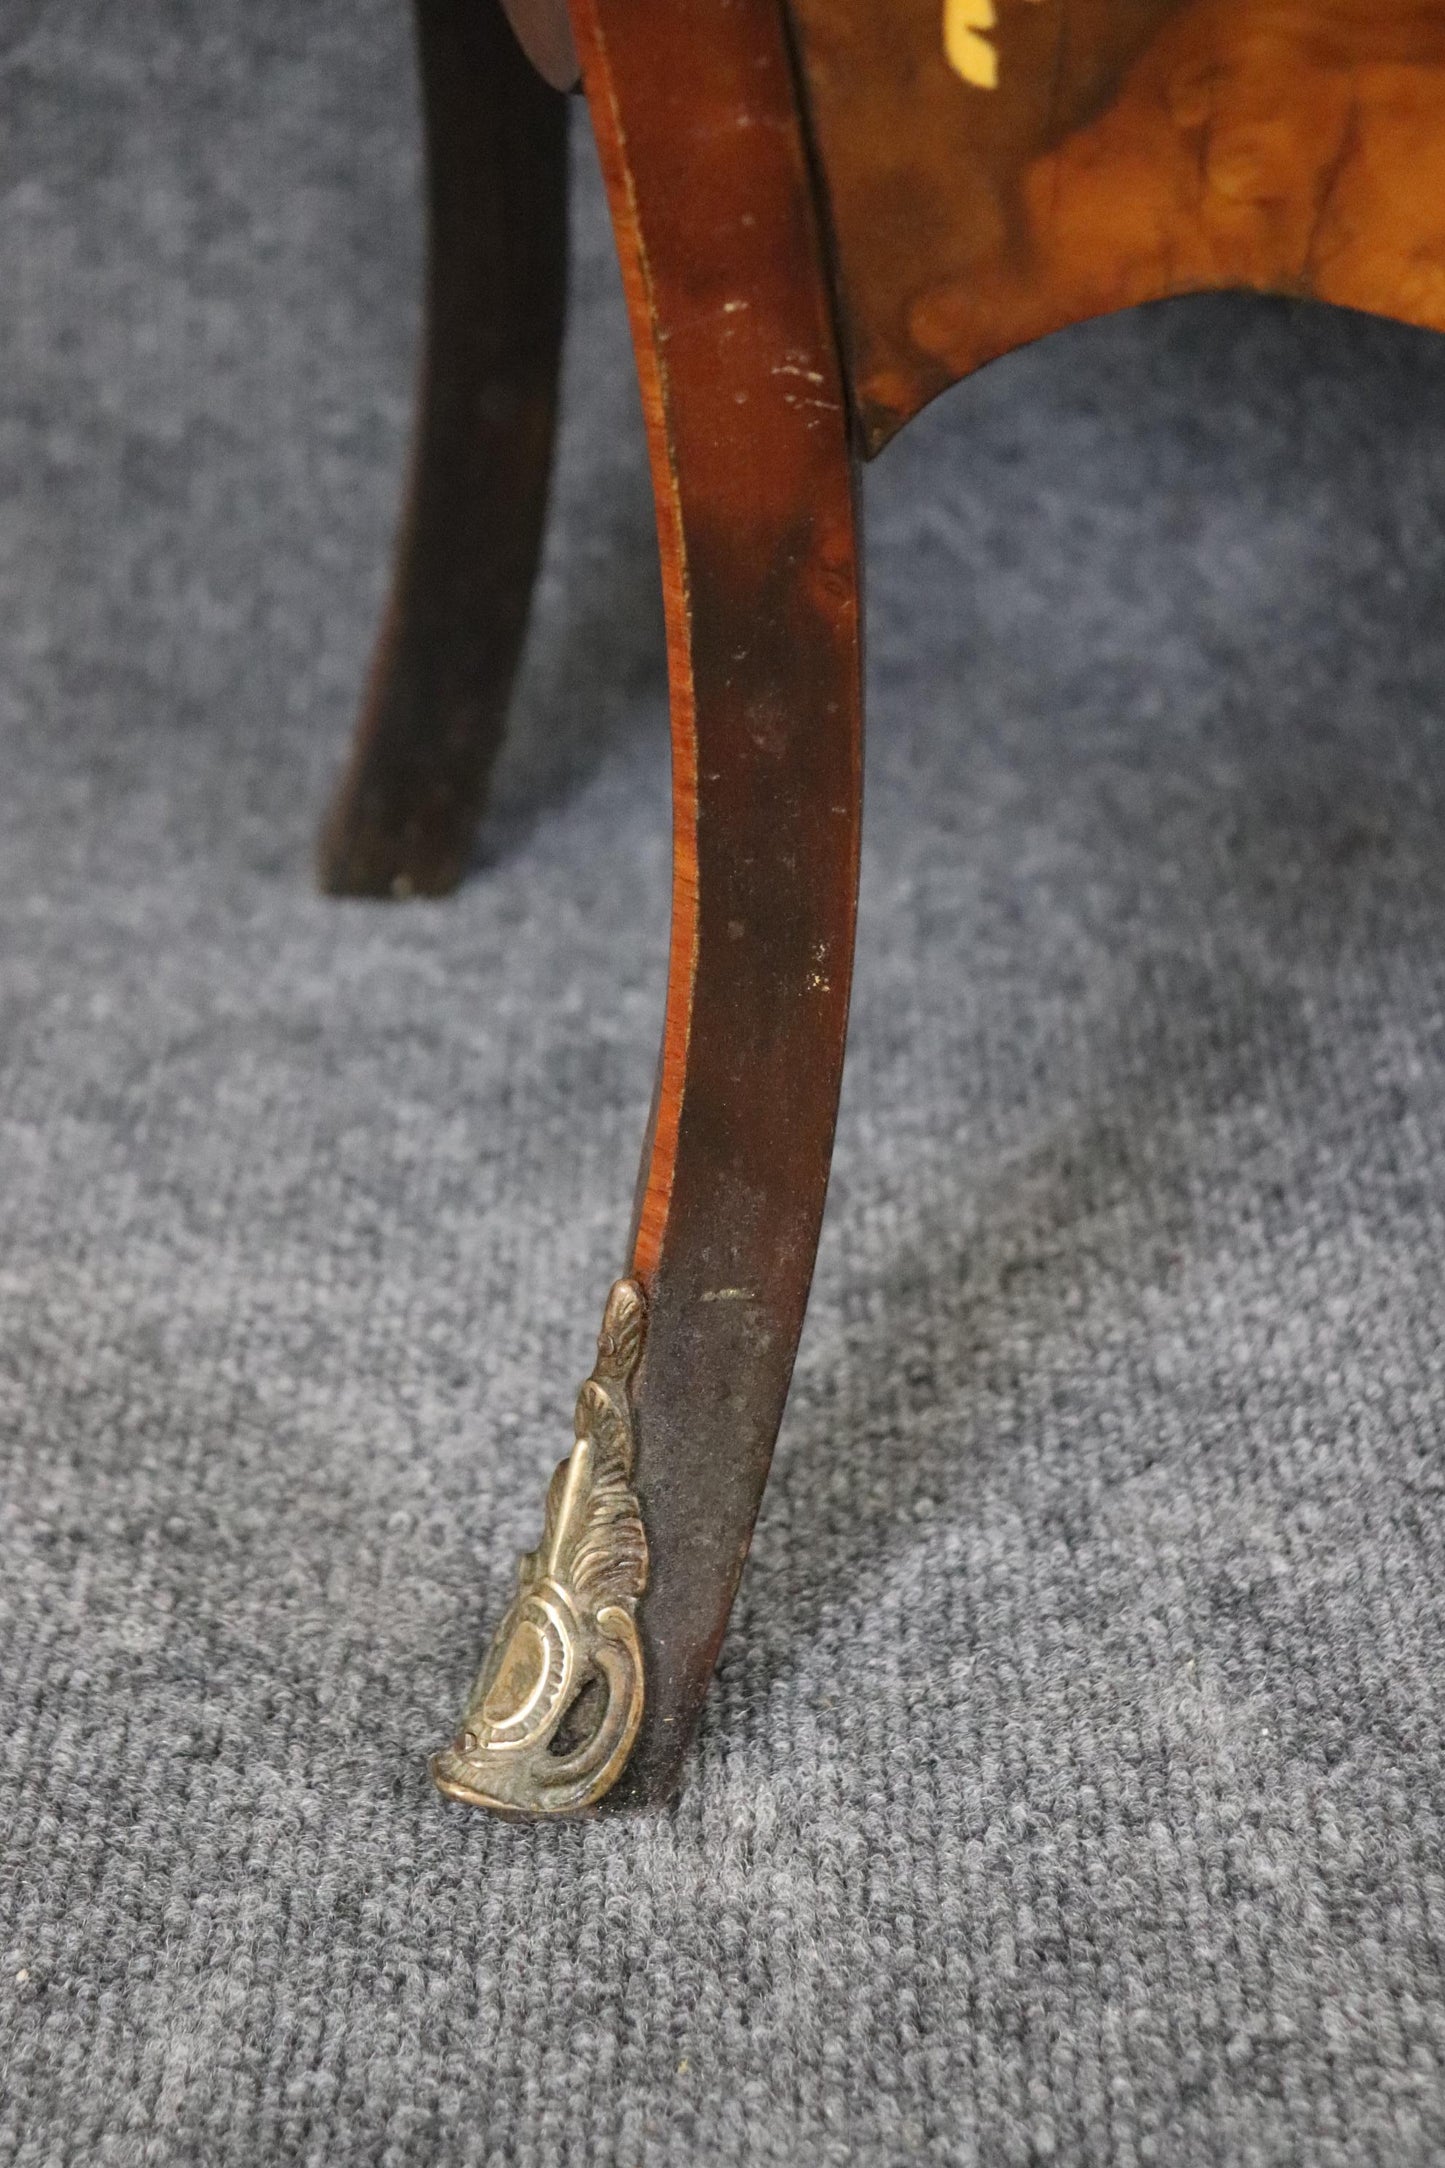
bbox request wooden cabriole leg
[430,0,864,1813]
[318,0,567,900]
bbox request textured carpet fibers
[3,6,1445,2163]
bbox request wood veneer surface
[787,0,1445,448]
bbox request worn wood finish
[786,0,1445,450]
[400,0,1445,1815]
[318,0,567,898]
[569,0,863,1806]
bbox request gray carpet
[4,5,1445,2162]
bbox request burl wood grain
[787,0,1445,449]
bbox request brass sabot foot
[431,1279,648,1817]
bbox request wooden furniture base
[323,0,1445,1814]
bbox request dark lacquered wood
[501,0,580,91]
[318,0,567,898]
[786,0,1445,450]
[569,0,864,1807]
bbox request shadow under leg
[319,0,568,899]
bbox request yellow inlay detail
[945,0,999,88]
[945,0,1046,91]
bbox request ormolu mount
[431,1280,649,1816]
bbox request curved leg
[432,0,863,1813]
[318,0,568,899]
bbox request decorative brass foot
[431,1279,649,1816]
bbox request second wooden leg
[319,0,567,900]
